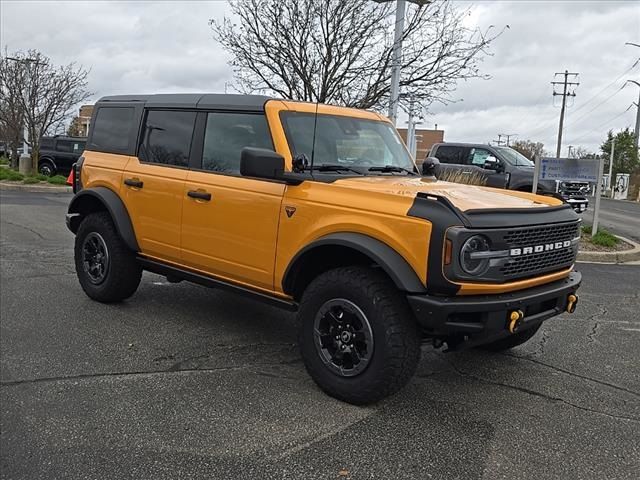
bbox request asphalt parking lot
[1,189,639,480]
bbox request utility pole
[552,70,579,158]
[608,137,615,198]
[492,134,506,146]
[626,80,640,155]
[498,133,517,146]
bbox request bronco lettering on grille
[509,240,572,257]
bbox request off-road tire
[480,323,542,352]
[74,212,142,303]
[38,160,56,177]
[298,266,421,405]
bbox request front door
[465,147,509,188]
[120,109,197,263]
[181,111,285,291]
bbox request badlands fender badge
[285,206,297,218]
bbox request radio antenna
[309,100,320,177]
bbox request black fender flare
[38,156,57,170]
[282,232,427,295]
[67,187,139,252]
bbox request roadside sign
[539,157,600,182]
[613,173,630,200]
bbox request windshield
[495,147,535,167]
[281,112,416,174]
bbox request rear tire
[479,323,542,352]
[74,212,142,303]
[298,266,421,405]
[38,160,55,177]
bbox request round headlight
[460,235,491,276]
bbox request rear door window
[139,110,197,168]
[91,107,135,152]
[56,140,74,153]
[434,146,466,165]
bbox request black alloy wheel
[313,298,374,377]
[81,232,110,285]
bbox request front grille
[499,221,579,279]
[502,222,579,247]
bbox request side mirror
[483,156,500,171]
[422,156,440,177]
[240,147,285,180]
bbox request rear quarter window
[434,145,466,165]
[90,107,135,153]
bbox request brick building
[68,104,94,137]
[397,127,445,163]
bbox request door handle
[187,190,212,201]
[124,178,144,188]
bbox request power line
[568,58,639,116]
[566,105,634,145]
[521,61,638,140]
[563,82,627,130]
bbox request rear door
[464,147,509,188]
[181,111,285,291]
[120,109,196,264]
[54,139,86,175]
[432,145,469,179]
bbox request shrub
[0,156,9,165]
[22,176,41,184]
[0,168,24,181]
[34,173,49,181]
[47,175,68,185]
[581,224,619,247]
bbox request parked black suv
[39,136,87,176]
[427,142,588,213]
[428,142,557,191]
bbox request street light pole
[388,0,406,125]
[626,80,640,155]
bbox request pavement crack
[444,357,639,423]
[2,220,46,240]
[0,362,299,388]
[500,353,639,398]
[586,322,600,344]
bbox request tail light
[72,156,85,193]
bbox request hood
[332,176,562,212]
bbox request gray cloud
[2,0,638,154]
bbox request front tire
[74,212,142,303]
[298,266,421,405]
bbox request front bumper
[407,271,582,347]
[563,196,588,213]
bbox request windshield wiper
[311,164,364,175]
[368,165,417,175]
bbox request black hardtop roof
[95,93,274,111]
[42,135,87,141]
[432,142,502,149]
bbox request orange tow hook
[566,294,578,313]
[508,310,525,334]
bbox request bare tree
[211,0,502,112]
[0,57,24,167]
[0,49,92,174]
[511,139,545,161]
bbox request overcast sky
[1,0,638,154]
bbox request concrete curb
[0,181,72,194]
[577,235,640,264]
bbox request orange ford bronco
[66,94,581,404]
